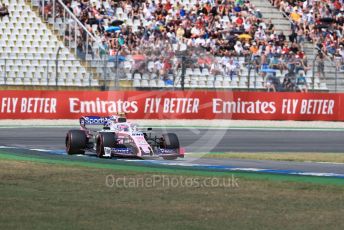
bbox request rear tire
[96,132,117,158]
[66,130,87,155]
[161,133,180,160]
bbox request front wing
[103,146,185,159]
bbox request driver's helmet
[117,123,130,132]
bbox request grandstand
[0,0,99,87]
[0,0,342,91]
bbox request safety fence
[0,58,100,87]
[0,0,338,92]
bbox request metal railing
[30,0,108,75]
[4,0,339,91]
[312,47,342,92]
[0,58,98,87]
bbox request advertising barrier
[0,90,342,121]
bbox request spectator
[296,71,308,93]
[283,73,294,91]
[334,48,343,71]
[276,0,344,65]
[0,4,9,18]
[316,53,325,79]
[43,0,342,86]
[265,73,280,92]
[269,55,284,74]
[210,59,222,75]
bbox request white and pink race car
[65,115,184,160]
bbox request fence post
[181,55,186,91]
[85,35,89,62]
[115,52,118,90]
[335,63,338,93]
[46,60,49,86]
[68,15,71,49]
[42,0,45,19]
[74,20,77,55]
[4,59,7,84]
[247,54,253,90]
[52,0,55,30]
[312,55,316,91]
[103,55,108,90]
[55,46,62,86]
[63,9,66,44]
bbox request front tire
[96,132,117,158]
[66,130,87,155]
[161,133,180,160]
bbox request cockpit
[115,123,130,132]
[108,122,139,133]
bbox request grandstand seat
[223,81,231,88]
[193,68,202,76]
[256,82,264,89]
[230,81,238,88]
[141,79,149,87]
[6,78,15,85]
[196,75,205,81]
[214,81,222,88]
[157,80,165,88]
[133,79,141,87]
[306,77,312,84]
[91,78,99,87]
[0,0,91,88]
[231,76,239,82]
[133,73,141,80]
[74,78,82,87]
[238,81,247,88]
[206,80,214,88]
[149,80,157,87]
[31,77,40,85]
[65,78,74,86]
[207,75,215,82]
[150,73,158,79]
[142,73,150,80]
[81,78,90,87]
[215,75,224,82]
[319,82,328,90]
[48,78,56,86]
[185,68,193,76]
[202,68,210,76]
[189,80,198,88]
[198,80,206,88]
[184,81,190,88]
[314,83,320,90]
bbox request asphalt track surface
[0,127,344,175]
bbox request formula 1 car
[65,115,184,160]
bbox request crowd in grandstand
[273,0,344,69]
[40,0,344,91]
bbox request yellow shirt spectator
[290,11,301,22]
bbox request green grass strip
[0,151,343,186]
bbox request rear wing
[79,116,127,127]
[79,116,110,127]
